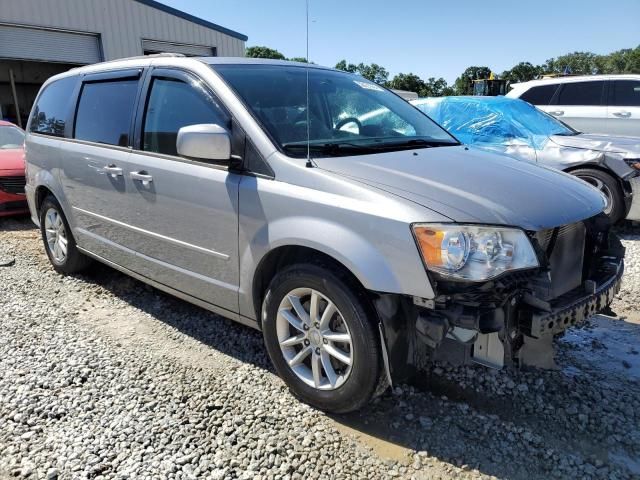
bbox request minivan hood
[550,133,640,158]
[315,146,605,231]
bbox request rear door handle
[612,111,631,118]
[130,170,153,186]
[549,110,564,116]
[103,165,123,177]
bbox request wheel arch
[30,168,73,226]
[252,244,374,325]
[34,185,55,213]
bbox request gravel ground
[0,216,639,480]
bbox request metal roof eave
[133,0,248,41]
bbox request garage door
[142,39,215,57]
[0,25,101,64]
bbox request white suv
[507,75,640,137]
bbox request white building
[0,0,247,126]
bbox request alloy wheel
[44,208,68,263]
[276,288,353,390]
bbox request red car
[0,121,28,217]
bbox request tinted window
[610,80,640,107]
[74,79,138,146]
[143,77,230,156]
[556,81,603,106]
[519,84,558,105]
[29,76,77,137]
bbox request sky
[162,0,640,84]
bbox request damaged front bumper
[525,257,623,338]
[372,216,625,384]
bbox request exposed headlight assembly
[412,224,539,281]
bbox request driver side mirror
[176,124,231,161]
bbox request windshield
[211,64,458,157]
[0,125,25,149]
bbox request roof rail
[143,52,186,58]
[69,53,186,70]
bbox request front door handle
[103,165,123,177]
[613,111,631,118]
[549,110,564,116]
[130,170,153,186]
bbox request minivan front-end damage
[373,214,625,384]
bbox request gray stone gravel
[0,217,639,480]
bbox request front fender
[238,216,435,320]
[268,216,406,292]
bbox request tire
[39,195,92,274]
[262,263,382,413]
[571,168,625,224]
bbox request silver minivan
[25,56,624,413]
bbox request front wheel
[571,168,625,224]
[262,264,382,413]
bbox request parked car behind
[0,121,28,217]
[412,96,640,223]
[506,74,640,137]
[25,57,623,413]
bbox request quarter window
[556,81,603,106]
[142,77,229,156]
[519,84,558,105]
[74,79,139,146]
[610,80,640,107]
[29,76,78,137]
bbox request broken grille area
[531,222,586,300]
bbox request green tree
[245,46,286,60]
[287,57,309,63]
[599,46,640,73]
[386,73,454,97]
[543,51,599,75]
[387,73,426,94]
[334,60,389,84]
[453,66,492,95]
[334,59,357,73]
[424,77,453,96]
[356,63,389,84]
[502,62,543,83]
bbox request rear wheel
[39,195,92,274]
[571,168,625,223]
[262,264,382,413]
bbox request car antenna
[305,0,314,168]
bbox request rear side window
[142,77,229,156]
[29,76,77,137]
[556,81,603,106]
[610,80,640,107]
[74,79,139,146]
[519,84,558,105]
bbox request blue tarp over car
[413,96,575,150]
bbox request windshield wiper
[282,138,457,156]
[282,142,379,156]
[374,138,457,148]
